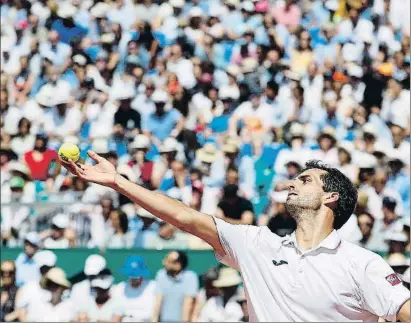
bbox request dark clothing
[267,213,296,237]
[114,108,141,131]
[0,285,19,321]
[362,71,387,110]
[218,197,254,223]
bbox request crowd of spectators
[0,0,410,321]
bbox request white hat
[34,250,57,268]
[152,90,169,103]
[159,137,179,153]
[24,232,40,246]
[213,268,242,288]
[51,214,69,229]
[53,90,72,105]
[8,161,31,178]
[91,275,114,289]
[158,3,173,17]
[137,208,156,219]
[101,33,115,44]
[271,191,288,203]
[387,149,408,165]
[72,54,87,66]
[384,231,408,243]
[284,70,301,81]
[113,86,136,101]
[208,24,225,39]
[64,135,80,145]
[91,138,109,154]
[170,0,185,8]
[35,85,54,106]
[378,25,395,45]
[196,143,223,163]
[225,0,240,6]
[323,91,337,102]
[363,123,378,137]
[241,1,254,12]
[189,7,204,17]
[90,2,110,18]
[325,0,339,11]
[226,64,241,77]
[241,57,258,74]
[354,152,377,168]
[387,253,410,267]
[84,254,106,276]
[130,134,150,150]
[347,65,363,78]
[342,43,359,62]
[219,87,240,100]
[45,267,71,288]
[401,267,410,284]
[338,141,355,155]
[57,2,77,18]
[117,164,137,183]
[289,123,305,138]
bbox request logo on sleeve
[385,273,401,286]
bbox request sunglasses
[1,270,15,275]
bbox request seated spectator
[385,231,408,256]
[144,221,189,250]
[192,267,220,322]
[42,214,71,249]
[199,267,244,322]
[70,254,107,308]
[15,232,40,286]
[9,117,35,156]
[106,209,133,248]
[113,256,156,322]
[25,267,74,322]
[133,208,160,248]
[216,184,255,225]
[153,251,199,322]
[88,196,115,248]
[77,270,122,322]
[113,87,141,138]
[0,260,22,322]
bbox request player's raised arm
[65,150,224,254]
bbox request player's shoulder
[339,238,384,269]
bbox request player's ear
[324,192,339,206]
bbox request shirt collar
[281,230,341,252]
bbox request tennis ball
[58,143,80,164]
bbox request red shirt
[24,149,58,181]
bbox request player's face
[285,169,326,217]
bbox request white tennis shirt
[213,218,410,322]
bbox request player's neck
[295,208,334,251]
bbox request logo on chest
[272,260,288,266]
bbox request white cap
[170,0,185,8]
[325,0,339,11]
[354,152,377,168]
[35,85,55,106]
[72,54,87,66]
[388,149,409,165]
[384,231,408,243]
[289,123,305,137]
[90,2,110,18]
[323,91,337,102]
[338,141,355,155]
[347,65,363,78]
[342,43,359,62]
[159,137,179,153]
[363,123,378,137]
[117,164,137,183]
[91,275,114,289]
[112,86,136,101]
[91,138,109,154]
[64,135,80,145]
[51,214,69,229]
[226,64,241,77]
[401,267,410,284]
[152,90,169,103]
[189,6,204,17]
[24,232,40,246]
[387,253,410,267]
[57,2,77,18]
[241,1,254,12]
[84,254,106,276]
[130,134,150,150]
[34,250,57,268]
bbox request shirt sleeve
[361,254,410,322]
[184,272,199,297]
[213,217,262,270]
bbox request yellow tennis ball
[58,143,80,164]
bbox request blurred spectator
[216,184,255,225]
[25,267,74,322]
[105,208,133,248]
[145,221,189,250]
[88,196,115,248]
[198,267,244,322]
[153,251,199,322]
[133,208,160,248]
[70,254,107,309]
[0,260,22,322]
[42,214,71,248]
[385,231,408,256]
[401,267,410,290]
[77,269,122,322]
[15,232,40,286]
[192,267,220,322]
[112,256,156,322]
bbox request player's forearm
[112,175,199,234]
[398,299,410,322]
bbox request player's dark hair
[175,251,188,270]
[302,160,358,229]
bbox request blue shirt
[155,269,199,322]
[51,19,87,45]
[15,253,40,287]
[142,110,182,141]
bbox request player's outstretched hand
[63,150,117,187]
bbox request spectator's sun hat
[35,85,54,106]
[387,253,410,268]
[355,152,377,169]
[57,2,77,18]
[241,1,254,12]
[8,161,31,180]
[225,0,240,7]
[196,143,223,163]
[90,2,110,18]
[222,138,240,154]
[130,134,150,150]
[170,0,185,8]
[347,65,363,78]
[24,232,40,247]
[401,267,410,284]
[91,138,110,154]
[362,123,378,138]
[44,267,71,288]
[152,89,169,103]
[384,231,408,243]
[51,214,69,229]
[34,250,57,268]
[387,149,408,166]
[226,64,241,78]
[117,164,137,183]
[338,141,355,156]
[213,267,242,288]
[241,57,258,74]
[318,127,337,143]
[9,176,25,190]
[84,255,106,276]
[91,275,114,290]
[189,7,204,17]
[289,123,305,139]
[159,137,179,153]
[325,0,339,11]
[137,208,156,220]
[120,255,150,278]
[72,54,87,67]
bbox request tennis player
[65,152,410,322]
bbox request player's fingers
[87,150,103,163]
[68,160,84,176]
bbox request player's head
[285,160,358,229]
